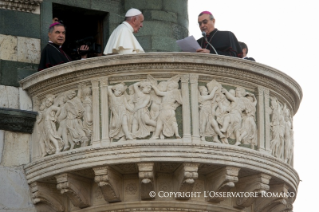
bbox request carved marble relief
[108,75,182,141]
[270,97,294,164]
[198,79,257,147]
[36,84,93,157]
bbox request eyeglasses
[198,19,209,26]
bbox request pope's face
[132,14,144,33]
[48,25,66,46]
[198,14,215,35]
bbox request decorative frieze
[0,107,37,133]
[0,0,42,13]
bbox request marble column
[100,77,110,145]
[181,74,191,142]
[91,79,100,147]
[190,74,200,142]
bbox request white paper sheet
[176,36,201,52]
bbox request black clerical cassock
[38,42,71,71]
[197,29,243,58]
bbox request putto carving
[198,79,257,146]
[270,97,294,164]
[174,163,199,200]
[107,75,182,141]
[37,94,63,157]
[35,84,93,157]
[108,83,134,141]
[198,80,225,142]
[205,166,240,203]
[270,97,285,159]
[138,163,155,200]
[131,81,156,138]
[150,75,182,139]
[283,104,294,165]
[93,166,122,203]
[30,182,64,212]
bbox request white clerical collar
[48,41,62,48]
[123,21,134,32]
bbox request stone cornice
[0,107,37,133]
[76,201,241,212]
[0,0,42,13]
[19,53,302,114]
[24,141,300,192]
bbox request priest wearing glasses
[196,11,243,58]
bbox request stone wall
[125,0,189,52]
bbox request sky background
[188,1,318,211]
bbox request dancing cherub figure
[38,94,64,156]
[151,78,182,139]
[131,81,157,138]
[108,83,134,141]
[198,85,225,142]
[219,87,247,145]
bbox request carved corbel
[138,163,155,200]
[206,166,240,203]
[55,173,91,208]
[93,166,122,203]
[234,173,271,209]
[255,184,293,212]
[30,182,64,212]
[174,163,199,200]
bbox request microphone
[202,31,218,55]
[202,31,206,37]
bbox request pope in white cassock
[104,8,145,54]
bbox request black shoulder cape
[197,29,243,58]
[38,43,71,71]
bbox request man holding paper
[196,11,242,57]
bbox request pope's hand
[196,48,210,53]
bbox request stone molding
[0,0,42,13]
[20,53,302,114]
[76,201,241,212]
[24,142,299,192]
[0,107,37,133]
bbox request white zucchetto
[125,8,142,17]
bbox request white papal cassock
[103,21,144,54]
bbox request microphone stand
[202,31,218,55]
